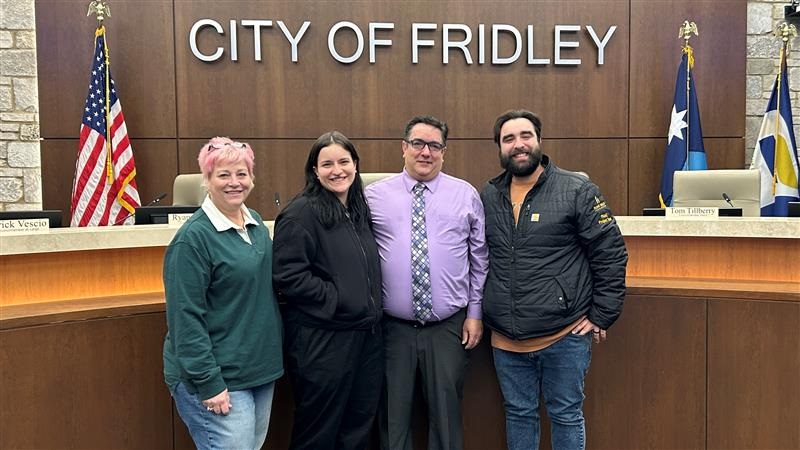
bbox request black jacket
[480,155,628,339]
[272,195,382,330]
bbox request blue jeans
[493,333,591,450]
[171,381,276,450]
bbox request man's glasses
[208,141,247,152]
[403,139,446,153]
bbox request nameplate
[665,207,719,220]
[168,213,194,227]
[0,218,50,234]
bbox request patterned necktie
[411,182,433,323]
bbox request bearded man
[480,109,628,450]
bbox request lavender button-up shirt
[365,171,488,321]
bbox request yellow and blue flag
[659,47,707,207]
[750,50,800,216]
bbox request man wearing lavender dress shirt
[365,115,489,450]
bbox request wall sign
[189,19,616,66]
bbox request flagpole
[773,45,784,196]
[772,22,797,195]
[87,1,114,184]
[679,21,698,170]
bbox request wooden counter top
[3,277,797,331]
[2,217,797,257]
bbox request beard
[500,145,542,177]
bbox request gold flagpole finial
[87,0,110,26]
[774,21,798,43]
[678,20,699,45]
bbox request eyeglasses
[403,139,446,153]
[208,141,247,152]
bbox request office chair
[673,169,761,217]
[172,173,206,206]
[360,172,395,186]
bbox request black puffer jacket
[480,155,628,340]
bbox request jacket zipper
[502,190,518,337]
[344,210,378,328]
[507,185,534,340]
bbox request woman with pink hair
[163,137,283,450]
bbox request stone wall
[0,1,796,211]
[0,0,40,211]
[746,0,800,165]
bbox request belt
[384,314,443,328]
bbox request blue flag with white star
[659,48,707,207]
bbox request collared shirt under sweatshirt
[163,200,283,400]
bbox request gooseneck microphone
[721,192,735,208]
[114,192,168,225]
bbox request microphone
[274,192,281,208]
[722,192,735,208]
[114,192,168,225]
[147,192,169,206]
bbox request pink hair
[197,136,255,181]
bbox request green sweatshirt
[162,209,283,400]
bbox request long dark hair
[301,131,372,230]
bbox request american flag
[70,26,141,226]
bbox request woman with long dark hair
[272,131,383,450]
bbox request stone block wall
[0,0,41,211]
[746,0,800,165]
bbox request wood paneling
[41,139,179,225]
[628,277,800,303]
[0,313,172,450]
[542,139,629,215]
[174,137,628,220]
[174,1,629,139]
[708,299,800,450]
[40,139,79,226]
[462,338,507,450]
[629,0,747,137]
[586,294,706,449]
[25,1,762,449]
[3,277,797,449]
[625,235,800,283]
[36,0,176,138]
[37,0,746,221]
[0,247,165,305]
[0,293,165,330]
[628,138,746,213]
[178,139,312,220]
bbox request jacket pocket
[515,277,568,322]
[332,275,370,321]
[554,274,574,314]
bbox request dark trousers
[285,321,384,450]
[380,309,469,450]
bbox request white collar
[201,196,258,232]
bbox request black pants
[285,321,384,450]
[380,309,469,450]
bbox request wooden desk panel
[1,247,165,306]
[586,294,706,449]
[625,236,800,283]
[2,279,798,450]
[0,313,172,450]
[707,299,800,450]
